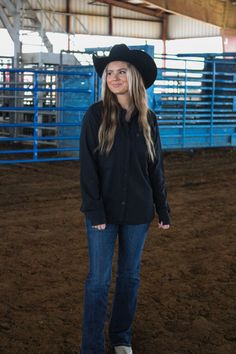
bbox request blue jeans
[81,219,150,354]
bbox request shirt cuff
[85,209,106,226]
[157,208,171,225]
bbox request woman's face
[106,61,129,96]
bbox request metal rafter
[23,0,53,52]
[146,0,236,29]
[0,0,14,40]
[26,8,159,22]
[96,0,236,29]
[0,0,15,14]
[95,0,165,19]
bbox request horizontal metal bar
[0,106,87,112]
[156,107,236,113]
[155,110,236,115]
[156,77,236,84]
[160,133,235,138]
[158,119,236,123]
[157,112,236,117]
[0,68,93,75]
[0,147,80,154]
[154,93,236,98]
[0,123,82,127]
[0,156,79,164]
[158,123,236,127]
[154,85,236,91]
[0,136,80,141]
[155,107,235,112]
[158,60,236,68]
[155,101,234,106]
[0,87,92,93]
[159,71,236,77]
[177,52,236,57]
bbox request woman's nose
[112,72,119,80]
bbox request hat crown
[109,44,130,59]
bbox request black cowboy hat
[92,44,157,89]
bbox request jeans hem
[112,343,132,348]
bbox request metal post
[183,60,188,148]
[145,45,155,108]
[13,0,22,142]
[13,0,22,68]
[33,72,39,160]
[210,60,216,147]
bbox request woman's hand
[158,221,170,230]
[93,223,170,230]
[92,224,106,230]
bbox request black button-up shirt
[80,101,170,226]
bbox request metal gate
[0,66,95,164]
[153,53,236,149]
[0,48,236,164]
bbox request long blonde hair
[98,62,155,161]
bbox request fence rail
[0,65,94,164]
[153,54,236,149]
[0,48,236,164]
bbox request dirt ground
[0,147,236,354]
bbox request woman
[79,44,171,354]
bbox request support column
[108,4,113,36]
[161,13,168,68]
[221,29,236,52]
[13,0,22,67]
[66,0,70,51]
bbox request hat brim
[92,45,157,89]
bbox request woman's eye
[119,70,126,75]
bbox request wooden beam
[66,0,70,33]
[108,4,113,35]
[147,0,236,29]
[161,12,168,55]
[96,0,164,19]
[29,9,161,23]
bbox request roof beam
[147,0,236,29]
[96,0,164,19]
[28,8,160,23]
[0,3,14,40]
[0,0,15,14]
[23,0,53,52]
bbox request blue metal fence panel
[0,49,236,164]
[59,65,95,156]
[153,53,236,149]
[0,67,94,164]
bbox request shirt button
[121,201,126,205]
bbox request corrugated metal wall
[71,0,108,16]
[113,18,161,38]
[74,15,109,35]
[112,6,157,20]
[30,0,66,11]
[69,0,161,38]
[168,15,221,39]
[0,0,221,40]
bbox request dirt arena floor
[0,147,236,354]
